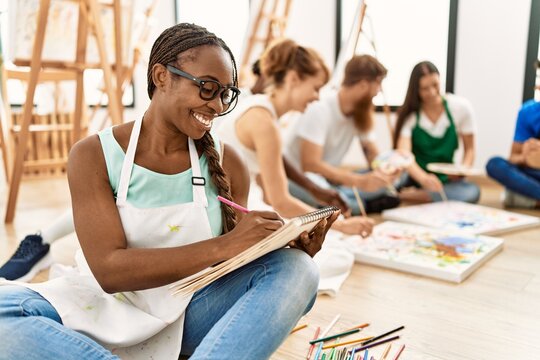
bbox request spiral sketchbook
[382,201,540,235]
[169,206,338,296]
[346,221,504,282]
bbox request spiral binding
[298,206,339,225]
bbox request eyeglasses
[166,64,240,115]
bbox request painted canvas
[382,201,540,235]
[346,221,504,282]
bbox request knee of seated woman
[272,249,320,295]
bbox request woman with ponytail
[218,39,374,236]
[0,24,338,360]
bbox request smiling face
[288,69,327,112]
[160,45,235,139]
[418,72,442,105]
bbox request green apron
[411,98,458,183]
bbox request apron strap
[188,138,209,207]
[116,117,143,206]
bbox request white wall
[454,0,531,167]
[129,0,534,170]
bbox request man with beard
[283,55,400,215]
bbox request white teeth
[193,112,214,127]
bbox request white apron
[8,116,216,359]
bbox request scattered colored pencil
[310,328,361,344]
[381,343,392,360]
[392,344,406,360]
[306,326,321,360]
[361,326,404,346]
[351,335,400,353]
[291,323,308,334]
[322,336,374,350]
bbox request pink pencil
[392,344,406,360]
[217,195,250,214]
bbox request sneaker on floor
[0,234,52,282]
[365,195,401,213]
[502,189,537,209]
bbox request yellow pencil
[290,323,308,334]
[352,186,367,217]
[321,336,374,350]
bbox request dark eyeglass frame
[165,64,240,116]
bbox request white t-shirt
[400,93,476,138]
[284,90,372,170]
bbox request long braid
[195,133,237,233]
[147,23,239,233]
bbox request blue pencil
[313,343,324,360]
[364,348,368,360]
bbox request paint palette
[382,201,540,235]
[427,162,484,176]
[346,221,504,282]
[371,150,414,174]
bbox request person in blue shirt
[486,99,540,208]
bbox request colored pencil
[313,343,324,360]
[351,335,400,353]
[363,349,368,360]
[352,187,367,217]
[306,326,321,360]
[291,323,308,334]
[322,314,341,337]
[217,195,249,213]
[361,326,404,346]
[380,344,392,359]
[344,323,370,332]
[322,336,374,350]
[392,344,406,360]
[310,328,361,344]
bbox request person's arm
[460,133,475,167]
[360,139,379,166]
[239,108,315,218]
[68,135,284,294]
[396,135,442,192]
[282,155,349,213]
[300,138,390,191]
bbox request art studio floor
[0,175,538,360]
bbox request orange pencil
[344,323,370,332]
[321,336,374,350]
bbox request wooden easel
[87,0,159,131]
[3,0,122,223]
[332,0,393,139]
[239,0,293,86]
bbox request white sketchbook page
[170,216,327,296]
[382,201,540,235]
[346,221,504,283]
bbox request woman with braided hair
[0,23,338,360]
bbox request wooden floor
[1,175,539,360]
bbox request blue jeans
[288,172,394,216]
[486,156,540,200]
[0,249,318,360]
[397,172,481,203]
